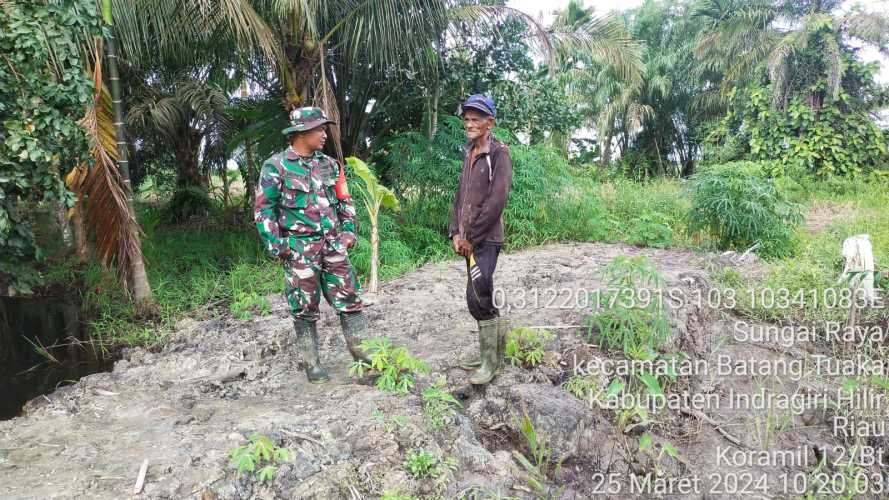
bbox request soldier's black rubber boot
[469,317,500,385]
[294,319,330,384]
[339,311,373,365]
[460,315,507,370]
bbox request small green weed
[505,327,552,368]
[638,434,680,477]
[228,433,291,482]
[229,290,271,320]
[422,377,462,429]
[404,450,438,478]
[349,337,429,394]
[403,450,458,497]
[372,409,408,433]
[562,374,601,403]
[511,409,565,498]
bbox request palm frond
[113,0,283,75]
[450,5,556,70]
[842,11,889,54]
[548,14,644,85]
[68,45,146,296]
[326,0,449,76]
[767,34,793,107]
[313,43,344,164]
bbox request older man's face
[463,109,493,142]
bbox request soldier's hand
[339,232,357,250]
[279,248,293,260]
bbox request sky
[507,0,889,85]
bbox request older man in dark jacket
[448,94,513,385]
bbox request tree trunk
[103,0,153,303]
[283,39,318,109]
[175,142,205,190]
[654,137,665,177]
[369,216,379,293]
[426,80,440,140]
[243,139,257,213]
[56,200,72,250]
[73,200,90,262]
[220,164,230,207]
[600,119,614,166]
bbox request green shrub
[627,212,674,248]
[719,81,888,177]
[586,256,670,352]
[163,185,213,223]
[685,161,803,258]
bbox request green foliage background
[0,0,100,292]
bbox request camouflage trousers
[283,238,363,322]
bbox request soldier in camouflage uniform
[254,107,371,384]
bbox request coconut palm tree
[551,0,647,167]
[66,0,154,303]
[693,0,889,111]
[111,0,644,161]
[66,39,153,303]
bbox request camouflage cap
[282,107,336,135]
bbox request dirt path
[0,243,868,499]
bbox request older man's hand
[459,239,473,257]
[452,235,463,256]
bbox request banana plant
[345,157,399,293]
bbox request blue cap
[460,94,496,118]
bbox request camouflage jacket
[254,147,357,258]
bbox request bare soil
[0,242,875,499]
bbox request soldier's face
[299,126,327,151]
[463,109,493,141]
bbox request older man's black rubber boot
[469,317,501,385]
[339,311,372,365]
[294,319,330,383]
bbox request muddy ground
[0,242,880,499]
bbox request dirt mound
[0,243,866,499]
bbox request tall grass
[713,173,889,323]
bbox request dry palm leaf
[313,43,344,165]
[66,40,146,296]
